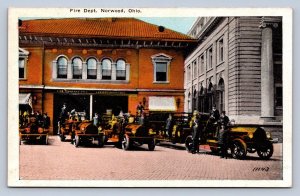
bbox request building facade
[19,18,196,134]
[184,17,282,124]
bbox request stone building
[19,18,196,134]
[184,17,282,124]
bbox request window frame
[19,48,29,80]
[217,37,224,64]
[275,84,283,108]
[57,56,68,79]
[199,54,204,75]
[207,47,213,70]
[193,60,197,79]
[86,57,98,79]
[151,53,172,83]
[101,58,112,80]
[116,59,126,80]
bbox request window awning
[148,96,176,112]
[19,93,32,108]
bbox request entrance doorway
[53,94,90,134]
[93,95,128,116]
[53,94,128,134]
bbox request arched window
[207,82,214,112]
[217,78,225,112]
[198,85,205,112]
[188,92,192,113]
[193,88,197,110]
[87,58,97,79]
[72,57,82,79]
[116,59,126,80]
[57,57,68,78]
[102,59,112,80]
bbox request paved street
[19,136,282,180]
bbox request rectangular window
[19,58,25,79]
[208,47,213,69]
[275,86,282,107]
[156,62,167,81]
[188,65,191,81]
[218,38,224,63]
[199,54,204,75]
[193,60,197,79]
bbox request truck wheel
[185,135,193,152]
[122,134,130,150]
[231,139,247,159]
[60,135,65,142]
[75,135,80,147]
[97,136,105,148]
[257,142,273,160]
[148,139,155,151]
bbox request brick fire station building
[19,18,196,134]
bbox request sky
[20,17,197,35]
[138,17,197,34]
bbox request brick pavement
[19,136,283,180]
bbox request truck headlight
[148,128,155,135]
[266,131,271,139]
[248,133,253,139]
[132,129,136,135]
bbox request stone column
[111,63,116,81]
[126,63,130,81]
[67,60,72,79]
[52,61,57,79]
[97,62,102,80]
[90,95,93,120]
[82,62,87,80]
[261,26,274,119]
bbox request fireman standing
[191,110,201,154]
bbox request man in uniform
[218,111,230,158]
[210,105,220,123]
[43,112,50,129]
[191,110,201,154]
[165,114,173,139]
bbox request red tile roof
[19,18,195,41]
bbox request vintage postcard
[8,8,292,187]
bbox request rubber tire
[185,135,193,152]
[98,135,105,148]
[60,135,65,142]
[75,135,80,147]
[122,134,130,150]
[231,139,247,159]
[148,139,155,151]
[257,142,274,160]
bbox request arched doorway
[217,78,225,112]
[193,89,197,111]
[188,92,192,113]
[198,86,205,112]
[207,82,214,112]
